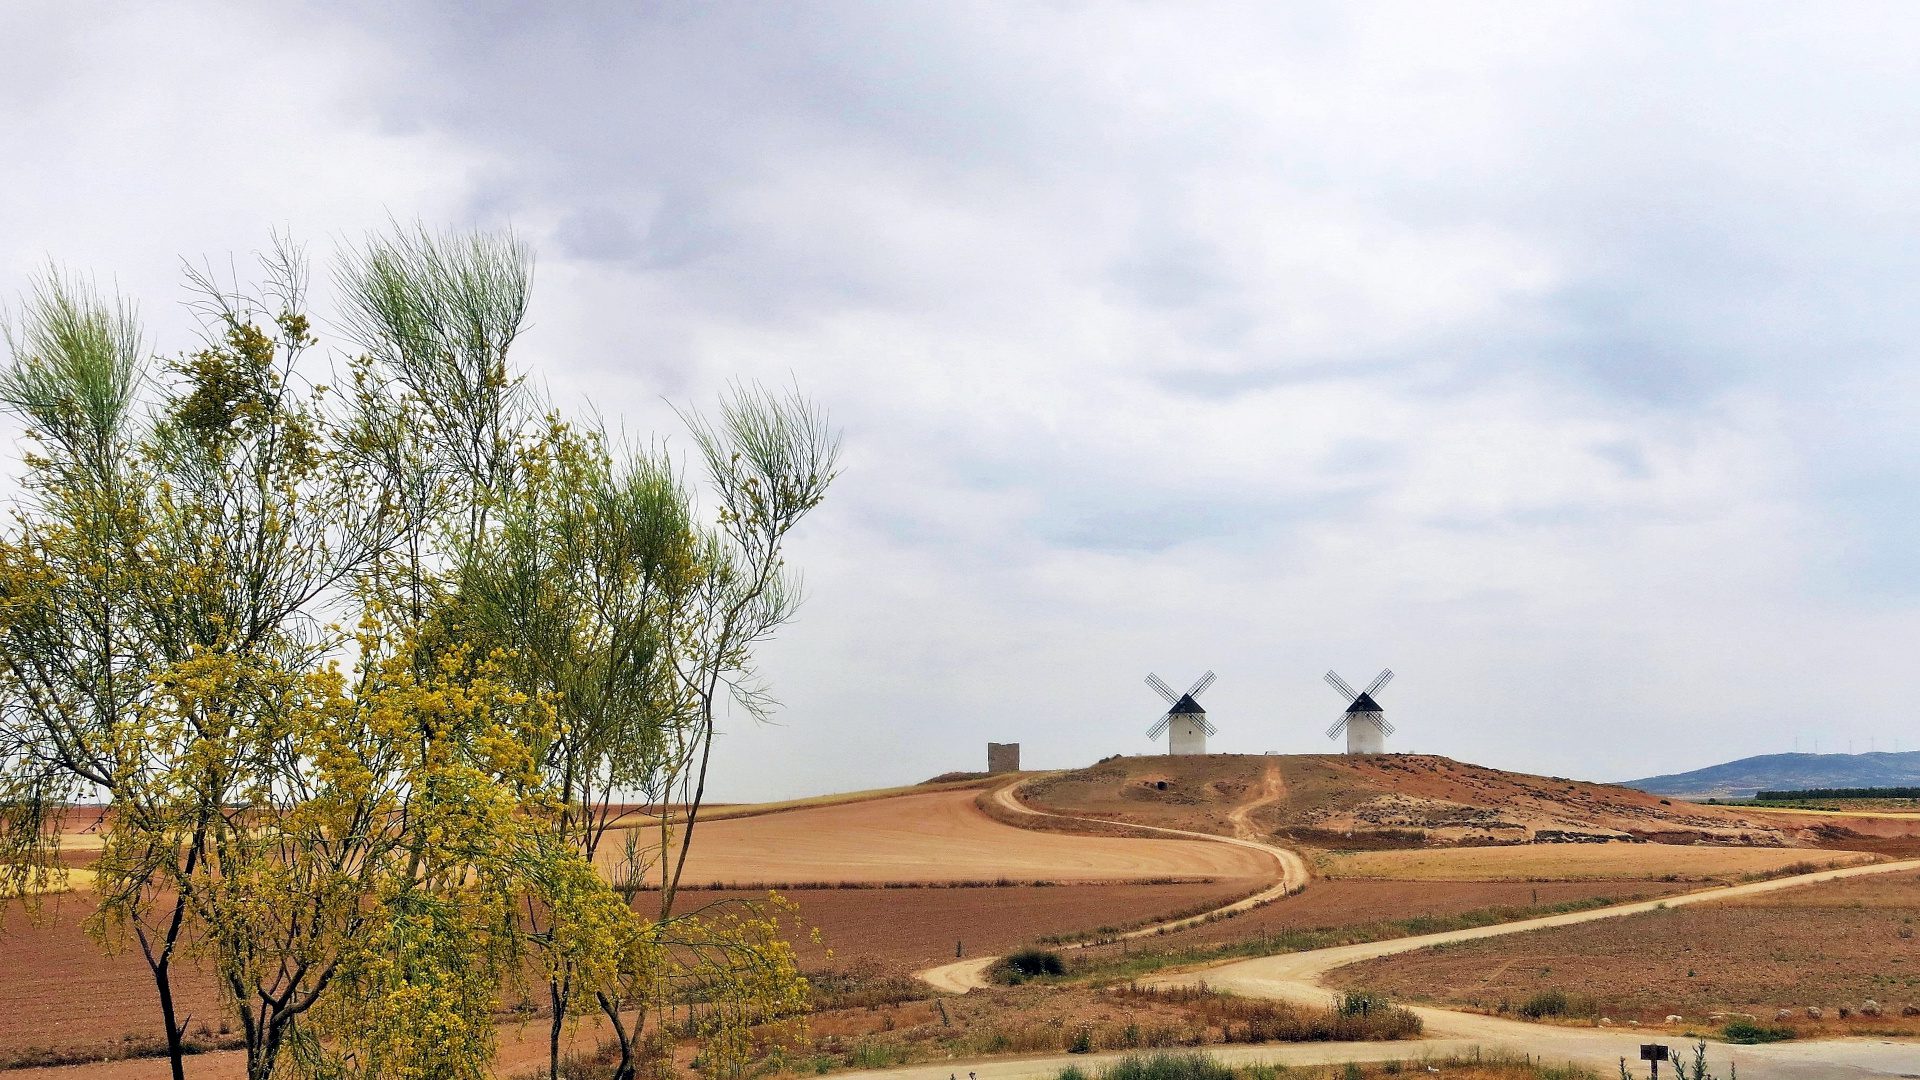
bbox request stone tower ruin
[986,742,1020,774]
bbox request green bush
[1099,1052,1236,1080]
[994,947,1067,983]
[1338,990,1394,1018]
[1722,1018,1794,1044]
[1517,989,1570,1019]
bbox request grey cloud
[15,2,1920,795]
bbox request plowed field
[1316,843,1873,882]
[609,789,1273,884]
[0,881,1253,1064]
[682,880,1258,968]
[1327,867,1920,1024]
[1073,878,1693,958]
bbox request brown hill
[1020,754,1807,849]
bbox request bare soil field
[1326,867,1920,1031]
[0,881,1254,1062]
[0,897,228,1068]
[1738,805,1920,858]
[611,788,1274,885]
[1072,879,1693,957]
[666,881,1259,969]
[1024,755,1807,848]
[1315,844,1876,882]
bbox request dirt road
[917,770,1309,991]
[1153,856,1920,1079]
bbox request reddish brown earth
[669,880,1259,969]
[1326,867,1920,1026]
[0,896,227,1067]
[0,881,1254,1064]
[1072,878,1693,958]
[610,788,1273,885]
[1024,754,1811,847]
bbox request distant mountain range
[1625,751,1920,799]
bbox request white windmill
[1146,671,1217,756]
[1324,668,1396,754]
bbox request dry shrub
[804,963,929,1010]
[1110,984,1421,1042]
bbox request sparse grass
[1327,870,1920,1027]
[762,983,1424,1075]
[1066,1051,1235,1080]
[1038,882,1270,945]
[1319,845,1874,883]
[1108,985,1421,1042]
[1062,894,1647,983]
[1050,1049,1605,1080]
[1721,1018,1794,1044]
[1515,989,1571,1019]
[0,866,95,897]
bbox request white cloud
[8,2,1920,797]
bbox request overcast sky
[7,3,1920,798]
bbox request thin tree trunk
[547,979,568,1080]
[149,950,188,1080]
[599,993,636,1080]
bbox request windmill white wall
[1145,671,1218,755]
[1169,714,1208,756]
[1345,712,1386,754]
[1324,669,1396,755]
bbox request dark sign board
[1640,1045,1669,1062]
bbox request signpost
[1639,1044,1670,1078]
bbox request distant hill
[1021,753,1792,847]
[1625,751,1920,799]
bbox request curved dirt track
[616,787,1274,885]
[1152,856,1920,1079]
[918,768,1309,991]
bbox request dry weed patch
[1317,844,1873,882]
[1327,869,1920,1032]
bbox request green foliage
[1099,1051,1236,1080]
[1721,1018,1794,1043]
[0,227,836,1080]
[1337,990,1394,1017]
[992,947,1068,983]
[1756,786,1920,800]
[1517,989,1571,1019]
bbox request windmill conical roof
[1346,691,1383,713]
[1170,693,1206,714]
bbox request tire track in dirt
[916,770,1309,991]
[1148,856,1920,1079]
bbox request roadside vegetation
[1051,894,1653,983]
[0,227,838,1080]
[1326,870,1920,1037]
[1051,1049,1611,1080]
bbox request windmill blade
[1185,670,1216,699]
[1325,671,1358,701]
[1146,713,1173,739]
[1379,717,1397,736]
[1325,714,1350,739]
[1145,673,1179,704]
[1198,715,1218,736]
[1363,668,1395,697]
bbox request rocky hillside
[1021,753,1800,848]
